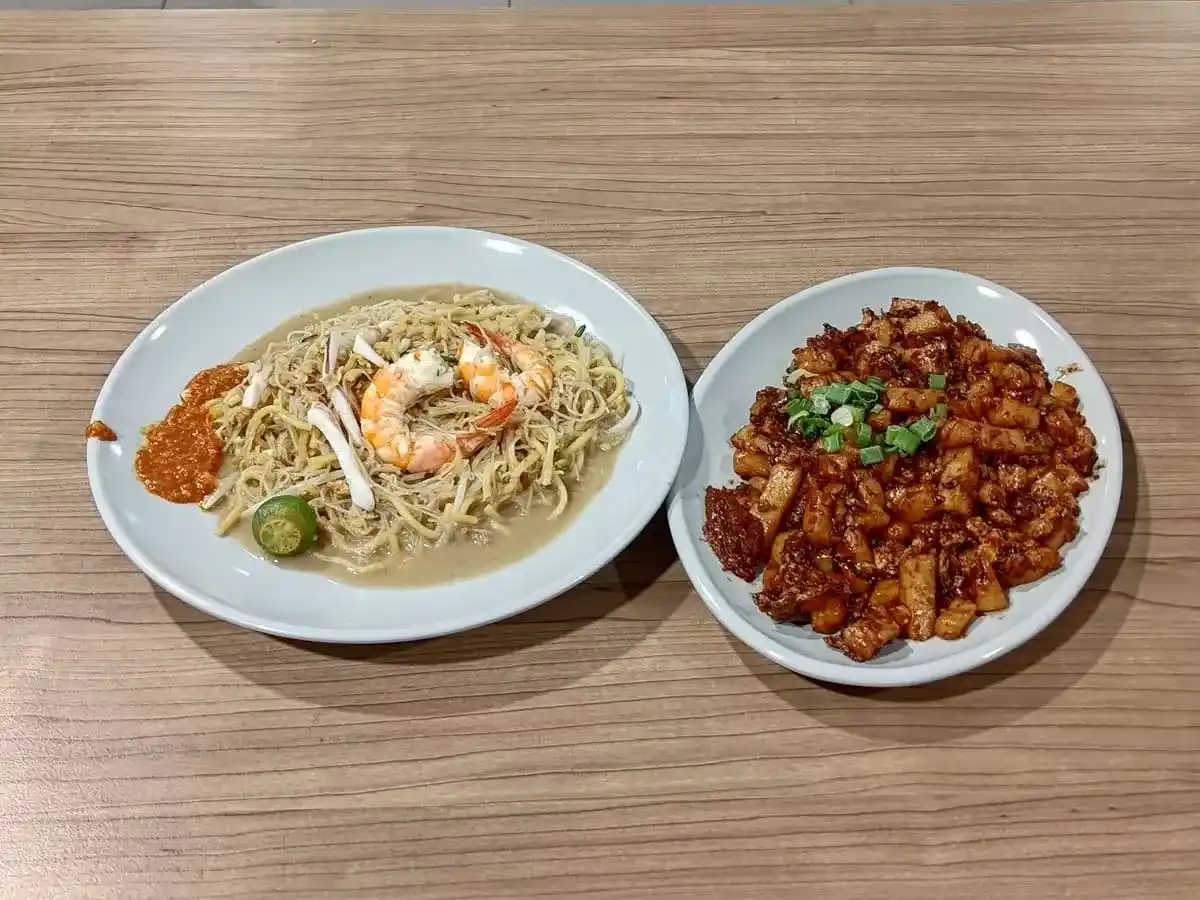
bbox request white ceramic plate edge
[88,226,690,644]
[667,267,1124,687]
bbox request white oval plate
[88,227,689,643]
[668,267,1122,687]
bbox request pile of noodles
[202,288,633,574]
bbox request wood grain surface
[2,3,1199,897]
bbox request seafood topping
[308,403,375,511]
[360,347,515,474]
[459,322,554,409]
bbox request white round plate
[667,267,1122,687]
[88,227,689,643]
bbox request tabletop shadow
[744,414,1144,744]
[661,320,705,386]
[160,507,684,718]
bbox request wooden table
[2,3,1199,897]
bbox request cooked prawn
[360,347,515,474]
[361,347,455,424]
[377,403,515,475]
[458,323,554,410]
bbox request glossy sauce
[226,283,622,587]
[135,364,247,503]
[86,420,117,441]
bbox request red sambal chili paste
[86,420,118,441]
[134,363,246,504]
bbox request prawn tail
[461,322,493,349]
[465,321,515,355]
[475,399,517,430]
[446,401,515,460]
[456,431,491,458]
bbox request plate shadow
[160,508,685,718]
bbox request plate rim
[87,225,690,644]
[667,266,1124,687]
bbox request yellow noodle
[564,427,596,458]
[208,288,631,571]
[539,427,557,487]
[216,498,245,536]
[306,453,337,472]
[548,475,569,519]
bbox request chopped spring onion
[801,418,825,439]
[849,381,880,404]
[811,395,831,415]
[830,406,853,428]
[820,432,843,453]
[825,382,851,405]
[928,373,948,390]
[831,404,864,427]
[786,396,813,417]
[823,420,845,437]
[934,402,948,419]
[910,416,938,442]
[870,402,884,415]
[865,376,886,391]
[859,445,885,466]
[888,426,921,457]
[786,397,816,432]
[852,421,873,447]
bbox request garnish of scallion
[910,416,938,443]
[830,404,864,427]
[859,445,885,466]
[825,382,851,405]
[852,421,872,447]
[782,372,943,463]
[886,425,921,457]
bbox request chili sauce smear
[134,364,246,504]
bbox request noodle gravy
[231,437,619,586]
[234,283,532,364]
[225,282,623,587]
